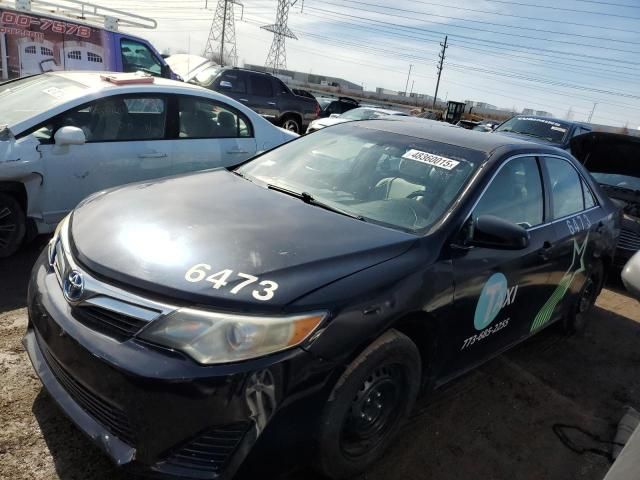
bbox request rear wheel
[0,193,26,258]
[315,330,421,479]
[281,116,301,134]
[564,261,603,334]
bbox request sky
[109,0,640,128]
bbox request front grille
[72,305,147,342]
[38,335,136,445]
[618,228,640,251]
[163,423,249,473]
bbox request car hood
[571,132,640,176]
[70,170,417,310]
[312,117,351,128]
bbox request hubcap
[284,120,299,133]
[0,206,17,250]
[579,276,596,314]
[340,364,404,458]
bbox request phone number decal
[1,12,91,38]
[461,318,510,350]
[184,264,279,301]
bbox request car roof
[51,71,200,91]
[353,117,566,155]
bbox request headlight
[48,214,70,266]
[138,308,326,364]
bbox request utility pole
[588,102,598,123]
[410,80,415,96]
[404,64,413,96]
[433,35,448,108]
[220,0,228,66]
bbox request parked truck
[0,0,177,81]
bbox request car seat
[374,158,428,200]
[217,111,237,137]
[88,99,128,141]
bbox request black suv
[493,115,592,151]
[191,67,320,134]
[317,96,359,118]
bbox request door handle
[138,152,168,159]
[268,102,277,106]
[239,98,249,102]
[538,240,553,261]
[226,149,249,154]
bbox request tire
[281,115,301,134]
[315,329,421,479]
[0,192,26,258]
[563,260,604,335]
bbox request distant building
[522,108,535,115]
[376,87,397,96]
[535,110,552,117]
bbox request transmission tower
[204,0,243,67]
[261,0,301,74]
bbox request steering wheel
[406,190,427,199]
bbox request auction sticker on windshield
[402,149,460,170]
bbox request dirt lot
[1,237,639,480]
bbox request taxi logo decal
[531,233,589,332]
[474,272,518,331]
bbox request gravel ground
[1,237,639,480]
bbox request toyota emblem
[63,270,84,302]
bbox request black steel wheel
[0,193,26,258]
[315,330,421,479]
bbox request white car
[306,106,408,133]
[0,72,297,257]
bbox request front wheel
[281,116,301,134]
[0,192,26,258]
[315,330,421,479]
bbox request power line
[303,6,640,67]
[407,0,639,34]
[464,0,640,20]
[320,0,640,54]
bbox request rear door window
[543,156,586,218]
[249,74,274,98]
[178,96,253,138]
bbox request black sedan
[24,119,619,479]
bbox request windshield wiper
[267,183,366,221]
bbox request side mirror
[470,215,530,250]
[160,63,171,79]
[329,113,340,118]
[54,126,86,146]
[219,80,233,89]
[622,251,640,300]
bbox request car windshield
[495,117,570,143]
[190,65,222,87]
[341,108,392,120]
[237,124,481,232]
[591,172,640,192]
[0,75,87,127]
